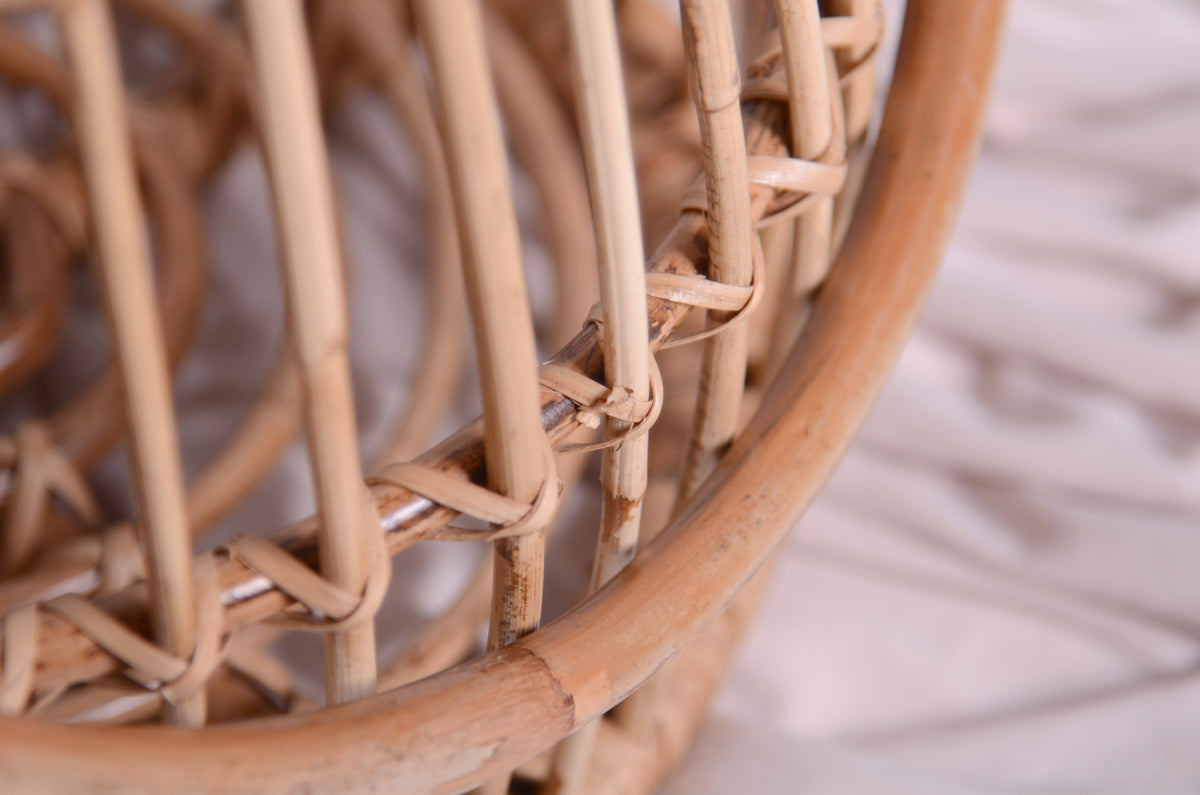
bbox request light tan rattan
[0,0,1004,792]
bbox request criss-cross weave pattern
[0,0,1006,791]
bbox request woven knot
[0,422,100,577]
[635,234,766,351]
[731,72,849,229]
[1,555,226,715]
[539,353,664,454]
[745,7,883,93]
[734,6,884,229]
[369,441,561,542]
[230,492,392,632]
[680,154,848,229]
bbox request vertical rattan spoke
[774,0,834,165]
[827,0,878,142]
[675,0,756,504]
[565,0,652,599]
[827,0,879,251]
[546,0,653,790]
[243,0,377,705]
[768,0,837,368]
[59,0,201,726]
[487,11,600,352]
[413,0,552,652]
[337,0,468,469]
[413,7,556,787]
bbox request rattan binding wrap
[0,0,1004,792]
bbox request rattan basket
[0,0,1003,792]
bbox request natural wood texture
[828,0,879,142]
[0,0,289,721]
[0,13,811,705]
[412,7,559,791]
[59,0,201,726]
[674,0,757,505]
[0,5,868,720]
[0,120,729,710]
[369,23,466,466]
[0,352,301,615]
[45,138,207,473]
[574,560,776,795]
[0,19,242,608]
[775,0,834,169]
[827,0,882,266]
[412,0,554,656]
[242,0,377,705]
[0,1,305,615]
[311,0,469,468]
[614,0,764,741]
[546,1,652,789]
[486,9,599,352]
[768,0,838,370]
[563,0,652,613]
[299,4,596,709]
[0,2,1005,790]
[0,12,213,474]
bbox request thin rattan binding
[0,0,864,710]
[2,1,864,710]
[0,0,868,691]
[0,423,98,577]
[0,0,1007,791]
[538,356,663,455]
[231,505,391,634]
[0,2,303,631]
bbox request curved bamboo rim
[0,0,1004,791]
